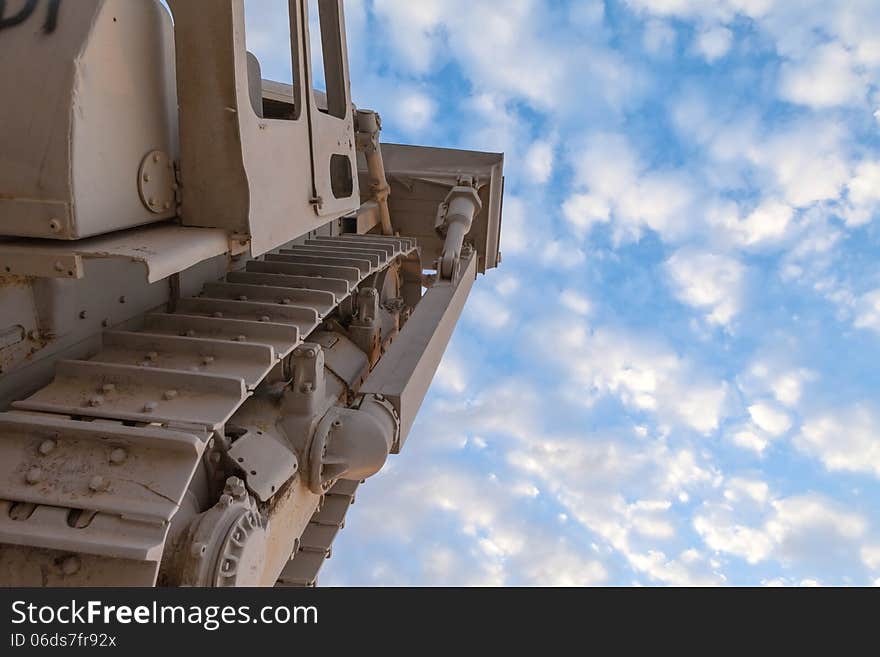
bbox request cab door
[302,0,359,218]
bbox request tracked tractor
[0,0,503,586]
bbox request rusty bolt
[38,440,56,456]
[109,448,127,465]
[60,556,81,576]
[163,390,178,401]
[143,402,158,413]
[89,475,108,492]
[26,467,44,485]
[143,173,151,182]
[148,197,156,206]
[146,351,158,361]
[225,477,247,499]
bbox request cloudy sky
[242,0,880,586]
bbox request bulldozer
[0,0,503,586]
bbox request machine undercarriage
[0,0,503,587]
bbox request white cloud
[748,402,793,437]
[643,19,677,55]
[862,545,880,571]
[855,290,880,333]
[665,249,745,326]
[730,429,769,454]
[567,133,697,242]
[743,362,815,408]
[546,323,729,433]
[435,354,469,395]
[392,91,436,135]
[562,193,611,234]
[560,290,592,316]
[524,139,555,184]
[724,478,770,505]
[739,201,795,245]
[796,406,880,478]
[695,494,867,566]
[780,43,866,109]
[695,25,733,61]
[845,161,880,226]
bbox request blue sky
[242,0,880,586]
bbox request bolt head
[163,389,178,401]
[201,355,215,365]
[225,476,247,499]
[300,382,314,394]
[109,448,127,465]
[60,556,81,576]
[102,384,116,394]
[218,494,233,508]
[26,467,44,485]
[146,351,158,361]
[38,440,56,456]
[234,335,247,342]
[190,542,208,558]
[305,348,317,359]
[87,395,104,407]
[88,475,108,492]
[143,402,158,413]
[48,219,62,233]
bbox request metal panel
[0,223,230,283]
[14,361,249,430]
[100,331,276,388]
[142,314,300,358]
[0,413,203,524]
[0,0,178,239]
[376,143,504,273]
[231,270,350,299]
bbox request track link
[0,235,416,586]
